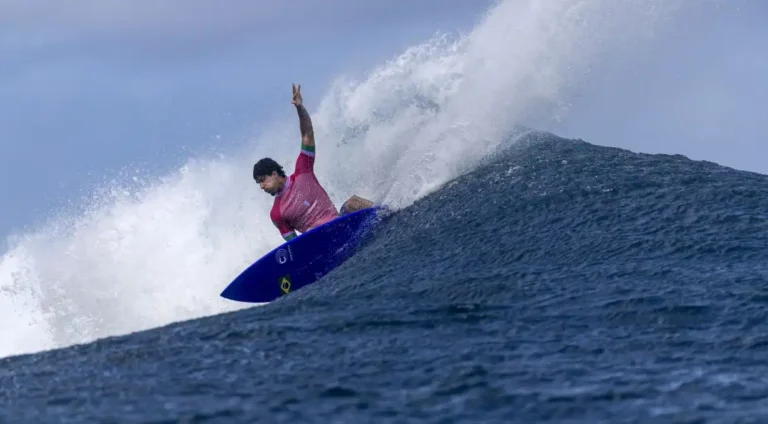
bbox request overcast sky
[1,0,766,239]
[554,1,768,173]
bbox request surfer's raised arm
[292,83,315,149]
[250,82,375,247]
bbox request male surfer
[253,83,374,241]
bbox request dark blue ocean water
[3,132,768,423]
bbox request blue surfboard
[220,206,389,303]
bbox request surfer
[253,83,374,241]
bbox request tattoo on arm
[296,104,315,146]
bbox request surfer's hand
[292,83,303,106]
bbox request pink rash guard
[270,144,339,240]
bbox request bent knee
[341,195,374,215]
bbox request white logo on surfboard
[275,246,294,264]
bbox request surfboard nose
[220,278,251,302]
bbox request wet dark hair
[253,158,285,180]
